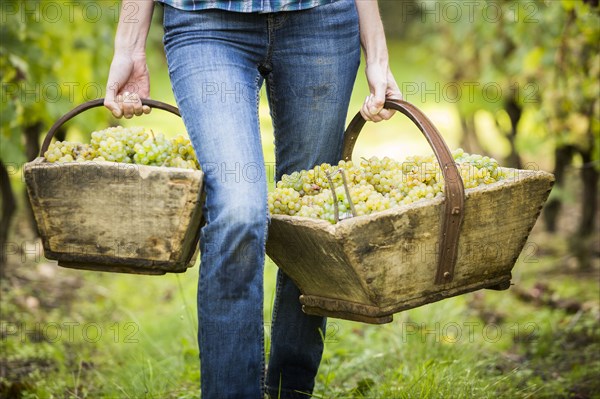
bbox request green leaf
[523,47,545,73]
[0,126,26,164]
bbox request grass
[2,39,599,398]
[2,211,599,398]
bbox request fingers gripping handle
[342,100,465,284]
[40,98,181,156]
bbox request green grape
[45,126,200,170]
[269,149,507,224]
[44,141,96,163]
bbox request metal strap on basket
[341,100,465,285]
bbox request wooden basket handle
[40,98,181,156]
[342,99,465,284]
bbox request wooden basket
[266,100,554,324]
[24,99,204,275]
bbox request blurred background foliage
[0,1,599,396]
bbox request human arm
[354,0,402,122]
[104,0,155,119]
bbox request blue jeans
[162,2,360,398]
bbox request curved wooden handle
[40,98,181,156]
[342,99,465,284]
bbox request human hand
[104,52,151,119]
[361,62,402,123]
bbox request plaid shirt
[156,0,336,13]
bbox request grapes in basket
[268,149,507,224]
[43,126,199,170]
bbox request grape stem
[325,171,339,224]
[326,168,357,224]
[339,168,357,218]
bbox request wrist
[360,34,389,65]
[113,0,153,55]
[365,53,389,69]
[365,54,389,66]
[113,45,146,59]
[114,36,147,54]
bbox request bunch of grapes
[44,127,200,170]
[90,126,146,163]
[269,149,507,224]
[43,142,96,163]
[165,135,199,169]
